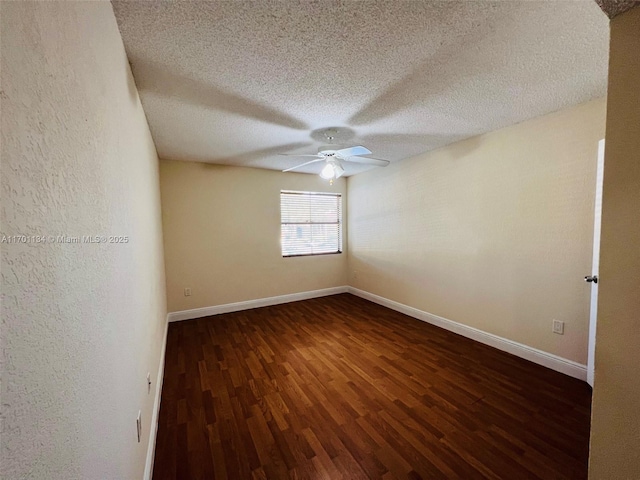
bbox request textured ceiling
[112,1,609,176]
[596,0,640,18]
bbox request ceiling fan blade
[282,158,325,172]
[278,153,322,157]
[344,156,390,167]
[335,146,372,157]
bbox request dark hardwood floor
[152,293,592,480]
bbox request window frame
[280,190,343,258]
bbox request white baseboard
[167,286,349,322]
[143,317,169,480]
[348,287,587,381]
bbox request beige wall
[160,160,347,312]
[589,6,640,478]
[348,98,606,364]
[1,2,167,479]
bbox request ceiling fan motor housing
[318,145,346,156]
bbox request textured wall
[589,6,640,478]
[348,98,606,364]
[160,160,347,312]
[1,2,167,479]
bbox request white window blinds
[280,191,342,257]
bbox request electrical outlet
[352,270,358,280]
[136,410,142,443]
[147,372,151,394]
[184,288,191,297]
[552,320,564,335]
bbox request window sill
[282,251,342,258]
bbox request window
[280,190,342,257]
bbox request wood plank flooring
[152,293,592,480]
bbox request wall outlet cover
[552,320,564,335]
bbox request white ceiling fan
[280,145,390,182]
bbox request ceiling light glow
[320,163,335,179]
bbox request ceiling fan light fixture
[280,143,389,178]
[320,162,336,180]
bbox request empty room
[2,1,639,479]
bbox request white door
[587,139,605,387]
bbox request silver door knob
[585,275,598,284]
